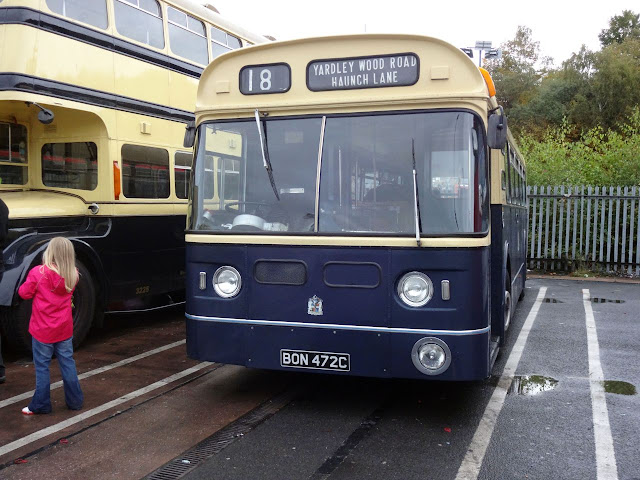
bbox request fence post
[544,186,551,271]
[558,185,565,271]
[530,186,537,269]
[622,186,628,273]
[636,186,640,277]
[599,186,606,268]
[551,186,558,270]
[614,186,621,272]
[629,186,636,275]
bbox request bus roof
[166,0,269,45]
[196,34,491,119]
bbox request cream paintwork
[186,233,491,248]
[0,0,267,215]
[1,190,89,218]
[191,34,523,248]
[196,34,488,117]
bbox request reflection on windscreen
[190,112,487,235]
[192,119,321,233]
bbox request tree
[485,26,547,133]
[591,38,640,129]
[598,10,640,47]
[485,25,551,132]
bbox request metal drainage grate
[591,298,625,304]
[144,388,298,480]
[544,298,563,303]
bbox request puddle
[603,380,636,395]
[544,298,563,303]
[508,375,558,396]
[591,298,625,304]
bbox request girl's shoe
[21,406,34,415]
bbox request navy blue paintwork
[490,203,528,341]
[0,215,186,311]
[186,243,491,380]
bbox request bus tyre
[504,274,512,331]
[1,299,33,352]
[71,262,96,349]
[0,262,96,352]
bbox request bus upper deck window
[0,123,28,185]
[227,35,242,49]
[46,0,109,30]
[210,26,238,59]
[168,6,208,65]
[114,0,164,49]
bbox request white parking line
[583,288,619,480]
[0,362,211,458]
[0,340,186,410]
[455,287,546,480]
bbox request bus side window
[505,146,511,203]
[227,34,242,49]
[114,0,164,49]
[167,6,208,65]
[210,25,236,60]
[121,144,169,199]
[174,151,192,199]
[503,144,509,200]
[46,0,109,30]
[41,142,98,191]
[217,157,240,202]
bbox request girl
[18,237,84,414]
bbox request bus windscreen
[190,111,488,235]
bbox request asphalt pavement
[179,278,640,480]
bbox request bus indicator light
[113,161,121,200]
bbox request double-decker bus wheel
[71,262,96,349]
[2,262,96,352]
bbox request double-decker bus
[184,34,527,380]
[0,0,268,350]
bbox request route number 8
[260,69,272,91]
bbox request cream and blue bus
[0,0,268,350]
[185,34,527,380]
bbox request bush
[520,108,640,186]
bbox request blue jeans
[29,337,84,413]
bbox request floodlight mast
[474,40,492,67]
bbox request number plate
[280,349,350,372]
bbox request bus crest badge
[307,295,323,316]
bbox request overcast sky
[204,0,638,66]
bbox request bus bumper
[186,316,491,381]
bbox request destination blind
[307,53,419,91]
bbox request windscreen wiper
[411,138,422,246]
[254,109,280,200]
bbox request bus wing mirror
[487,109,507,150]
[183,120,196,148]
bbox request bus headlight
[397,272,433,307]
[411,337,451,375]
[213,266,242,298]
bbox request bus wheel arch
[1,245,101,352]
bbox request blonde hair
[43,237,78,292]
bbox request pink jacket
[18,265,77,344]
